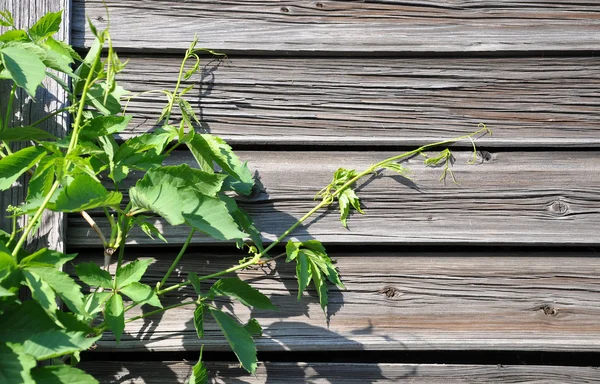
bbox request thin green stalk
[157,229,195,291]
[11,181,60,257]
[3,83,16,132]
[27,106,72,128]
[156,127,491,295]
[164,50,191,122]
[6,213,18,247]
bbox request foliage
[0,9,491,384]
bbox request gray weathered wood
[70,251,600,352]
[115,55,600,147]
[78,361,600,383]
[72,1,600,54]
[0,0,69,251]
[67,150,600,247]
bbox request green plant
[0,10,491,384]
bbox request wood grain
[78,361,600,383]
[114,55,600,147]
[67,150,600,247]
[69,250,600,352]
[72,1,600,54]
[0,0,69,251]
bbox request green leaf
[188,272,202,297]
[188,349,208,384]
[0,126,57,141]
[51,173,122,212]
[285,240,344,311]
[80,115,132,140]
[0,285,15,297]
[209,278,276,310]
[134,217,168,243]
[188,135,254,195]
[5,41,73,76]
[209,308,257,374]
[28,11,62,42]
[84,291,111,317]
[120,282,162,308]
[193,304,204,338]
[381,162,411,177]
[75,262,113,289]
[0,146,46,191]
[0,30,28,42]
[23,266,86,315]
[0,301,100,359]
[55,311,93,333]
[0,343,35,384]
[115,258,154,289]
[31,365,99,384]
[0,10,14,27]
[19,248,76,268]
[25,155,56,211]
[104,293,125,343]
[338,188,363,228]
[86,83,126,116]
[244,318,262,337]
[130,169,245,240]
[22,268,58,314]
[45,36,82,62]
[0,46,46,97]
[221,195,263,252]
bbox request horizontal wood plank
[78,361,600,383]
[70,251,600,352]
[113,56,600,147]
[73,1,600,54]
[67,150,600,247]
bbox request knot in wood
[378,286,399,298]
[316,2,324,8]
[542,305,558,316]
[281,6,289,13]
[478,150,493,162]
[549,200,569,215]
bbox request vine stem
[157,229,195,290]
[156,127,491,295]
[10,41,103,258]
[1,83,17,156]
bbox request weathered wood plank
[69,251,600,352]
[72,1,600,54]
[78,361,600,383]
[0,0,69,251]
[67,150,600,247]
[115,55,600,147]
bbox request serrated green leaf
[188,134,254,195]
[0,343,36,384]
[0,126,57,141]
[0,10,14,27]
[31,365,99,384]
[75,262,113,289]
[45,36,82,62]
[55,311,93,334]
[28,11,62,42]
[0,146,46,191]
[120,282,162,308]
[338,188,363,228]
[188,272,202,297]
[134,217,168,243]
[105,293,125,342]
[5,41,73,76]
[178,98,200,125]
[84,291,111,317]
[0,285,15,297]
[244,318,262,336]
[51,173,122,212]
[221,195,263,252]
[0,29,27,42]
[23,266,85,315]
[19,248,76,268]
[295,253,311,301]
[0,301,99,360]
[130,170,246,241]
[115,258,154,289]
[188,349,208,384]
[25,155,56,211]
[80,115,132,140]
[86,83,126,116]
[285,240,299,262]
[1,46,46,97]
[209,309,257,374]
[23,268,57,313]
[193,304,204,338]
[209,278,276,310]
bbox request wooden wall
[12,0,600,382]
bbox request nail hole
[281,7,289,13]
[96,16,105,22]
[316,2,324,8]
